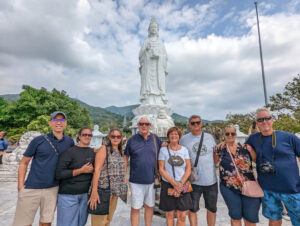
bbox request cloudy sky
[0,0,299,120]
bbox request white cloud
[0,0,299,121]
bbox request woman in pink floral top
[214,124,261,226]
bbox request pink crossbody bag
[227,145,264,198]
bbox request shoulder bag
[227,144,264,198]
[153,134,161,189]
[88,148,111,215]
[167,147,193,193]
[44,135,59,155]
[189,132,204,182]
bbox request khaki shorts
[12,186,59,226]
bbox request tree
[268,74,300,133]
[268,74,300,117]
[0,85,92,141]
[226,74,300,134]
[226,112,255,134]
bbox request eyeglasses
[110,135,122,139]
[81,133,93,137]
[52,118,66,122]
[225,132,236,136]
[138,122,150,126]
[257,116,272,123]
[190,121,201,126]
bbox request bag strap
[153,134,158,175]
[226,144,244,183]
[105,147,111,189]
[44,135,58,155]
[194,132,204,167]
[167,147,176,179]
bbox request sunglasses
[257,116,272,122]
[81,133,93,137]
[110,135,122,139]
[190,121,201,126]
[225,132,236,136]
[138,122,150,126]
[52,118,66,122]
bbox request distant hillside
[0,94,19,102]
[105,104,189,123]
[74,99,123,126]
[1,94,223,125]
[105,105,139,118]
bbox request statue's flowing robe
[139,37,167,103]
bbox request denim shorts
[262,190,300,226]
[220,184,261,223]
[190,182,218,213]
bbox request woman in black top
[56,127,95,226]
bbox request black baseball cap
[50,111,67,120]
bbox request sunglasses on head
[190,121,201,126]
[225,132,236,136]
[257,116,272,123]
[138,122,150,126]
[52,118,66,122]
[110,135,122,139]
[81,133,93,137]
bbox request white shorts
[130,182,155,209]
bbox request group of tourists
[10,108,299,226]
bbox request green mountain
[105,104,189,123]
[74,99,123,126]
[0,94,19,102]
[1,94,222,125]
[105,105,138,118]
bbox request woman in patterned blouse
[88,129,127,226]
[214,124,261,226]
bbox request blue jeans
[262,190,300,226]
[220,183,261,223]
[57,193,89,226]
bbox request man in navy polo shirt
[12,111,74,226]
[124,115,162,226]
[246,108,300,226]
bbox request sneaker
[282,213,291,221]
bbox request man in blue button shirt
[124,115,162,226]
[0,131,8,164]
[12,111,74,226]
[246,108,300,226]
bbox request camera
[259,162,275,174]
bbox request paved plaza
[0,182,292,226]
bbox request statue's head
[148,18,159,37]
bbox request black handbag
[88,149,111,215]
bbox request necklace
[168,144,179,151]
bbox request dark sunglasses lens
[139,123,150,126]
[225,132,236,136]
[111,135,122,139]
[257,116,272,122]
[191,121,201,125]
[82,134,92,137]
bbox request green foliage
[226,112,255,134]
[226,74,300,134]
[268,74,300,117]
[0,86,91,143]
[27,115,51,134]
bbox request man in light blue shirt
[0,131,8,164]
[180,115,218,226]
